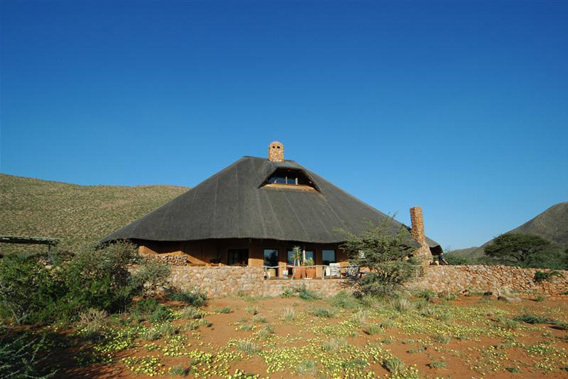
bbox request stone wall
[166,264,568,298]
[169,266,265,297]
[411,265,568,295]
[168,265,350,297]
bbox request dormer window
[261,168,318,191]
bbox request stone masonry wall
[166,265,568,298]
[411,265,568,295]
[168,266,350,297]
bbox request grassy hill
[450,202,568,261]
[0,173,188,253]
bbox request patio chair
[345,264,360,278]
[329,263,341,278]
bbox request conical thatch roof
[101,156,440,248]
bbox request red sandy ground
[49,295,568,378]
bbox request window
[322,250,336,265]
[287,249,314,265]
[228,249,248,266]
[263,168,316,189]
[264,249,279,267]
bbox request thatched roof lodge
[102,141,440,277]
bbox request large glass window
[287,250,314,265]
[322,250,336,265]
[228,249,249,266]
[264,249,279,267]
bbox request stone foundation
[168,266,350,297]
[166,264,568,298]
[411,265,568,295]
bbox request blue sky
[1,1,567,249]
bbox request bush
[134,298,160,315]
[0,254,63,324]
[76,308,108,336]
[133,258,171,295]
[281,285,321,300]
[309,307,336,318]
[0,330,57,378]
[149,306,174,323]
[340,219,420,298]
[0,242,171,324]
[181,306,204,320]
[330,291,360,309]
[445,254,473,265]
[169,288,207,307]
[514,314,552,324]
[414,289,437,302]
[534,271,562,283]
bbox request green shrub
[134,299,160,315]
[298,286,321,300]
[0,242,171,325]
[428,360,447,368]
[281,285,321,300]
[0,253,63,324]
[217,307,232,314]
[534,271,562,283]
[282,307,296,321]
[552,321,568,331]
[340,219,421,298]
[329,291,360,309]
[169,288,207,307]
[309,307,336,318]
[392,298,413,312]
[181,306,203,320]
[132,258,171,295]
[235,339,259,354]
[254,324,275,339]
[245,306,258,315]
[76,308,108,336]
[514,314,552,324]
[149,306,174,323]
[168,366,188,376]
[0,330,57,378]
[414,289,437,302]
[362,324,383,335]
[252,315,268,323]
[382,356,405,373]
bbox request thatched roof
[101,157,440,248]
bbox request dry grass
[0,173,187,252]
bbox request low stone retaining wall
[168,266,350,297]
[411,265,568,295]
[169,266,265,297]
[262,278,351,297]
[167,264,568,298]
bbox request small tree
[340,218,421,297]
[484,233,555,267]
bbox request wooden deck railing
[263,264,360,280]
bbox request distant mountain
[510,202,568,248]
[0,173,188,253]
[450,202,568,260]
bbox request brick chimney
[410,206,425,244]
[268,141,284,162]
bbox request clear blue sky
[1,1,567,249]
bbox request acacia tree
[340,218,421,297]
[483,233,552,267]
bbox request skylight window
[262,168,317,191]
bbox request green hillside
[511,202,568,247]
[0,173,188,253]
[450,202,568,261]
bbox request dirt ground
[44,292,568,378]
